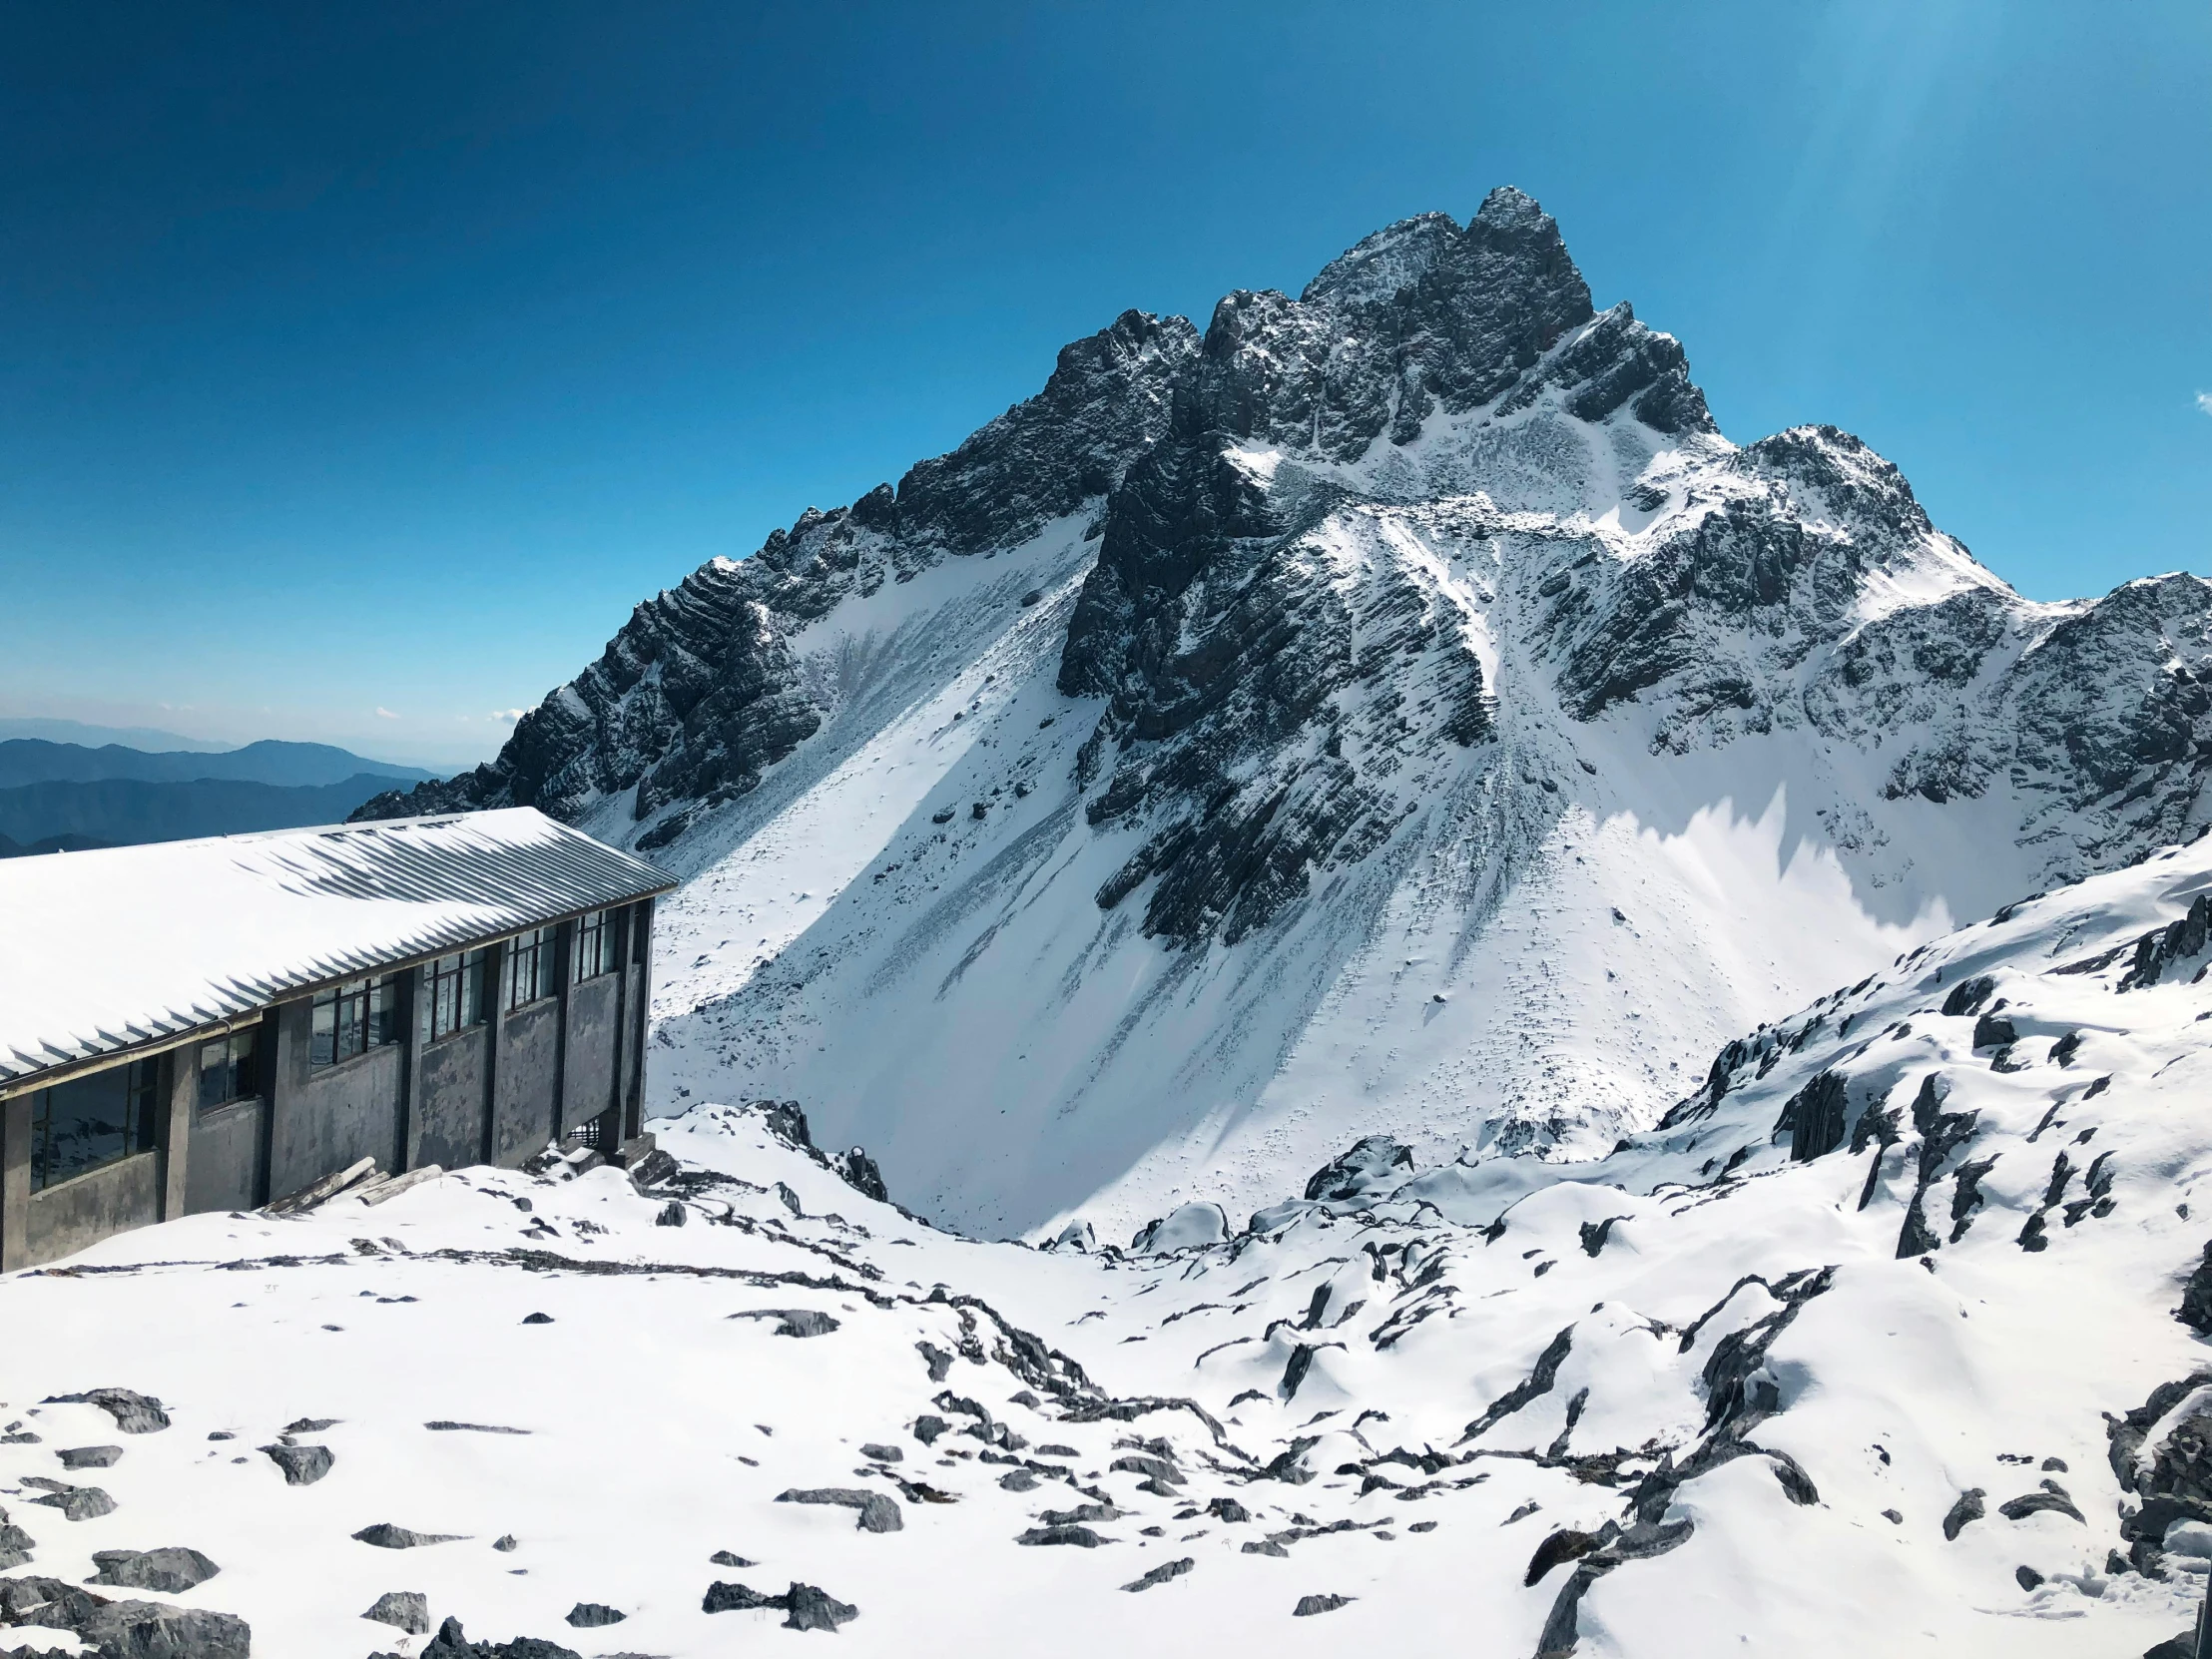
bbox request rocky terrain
[351,188,2212,1239]
[13,837,2212,1655]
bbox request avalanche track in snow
[13,838,2212,1656]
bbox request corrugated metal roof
[0,808,674,1087]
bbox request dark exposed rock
[2014,1564,2043,1591]
[833,1148,887,1203]
[563,1603,625,1627]
[1293,1593,1353,1616]
[416,1614,585,1658]
[1998,1490,2084,1523]
[41,1390,169,1435]
[784,1582,859,1633]
[710,1550,755,1568]
[1460,1327,1574,1443]
[1972,1013,2019,1050]
[730,1309,840,1339]
[0,1522,34,1571]
[1016,1525,1107,1547]
[2182,1245,2212,1334]
[55,1447,121,1471]
[88,1548,220,1594]
[73,1598,254,1659]
[2119,893,2212,991]
[26,1483,114,1522]
[1940,976,1996,1018]
[775,1488,901,1533]
[1242,1538,1290,1557]
[1896,1075,1979,1259]
[911,1414,949,1444]
[1121,1557,1194,1592]
[363,1591,431,1634]
[259,1442,332,1485]
[1941,1488,1985,1540]
[654,1200,687,1227]
[1784,1072,1850,1162]
[703,1580,781,1613]
[1303,1137,1414,1205]
[858,1443,903,1463]
[352,1523,468,1548]
[1524,1528,1602,1585]
[520,1312,554,1325]
[282,1417,337,1433]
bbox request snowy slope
[11,840,2212,1656]
[359,188,2212,1239]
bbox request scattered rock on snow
[55,1447,121,1471]
[1941,1489,1985,1540]
[730,1309,840,1339]
[1293,1593,1354,1616]
[41,1390,170,1435]
[775,1488,902,1532]
[1017,1525,1107,1547]
[1122,1557,1194,1592]
[260,1442,333,1485]
[23,1481,114,1522]
[363,1590,432,1633]
[88,1547,221,1593]
[352,1523,468,1549]
[563,1602,626,1626]
[858,1442,903,1463]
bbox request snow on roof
[0,808,674,1087]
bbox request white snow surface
[9,839,2212,1656]
[641,411,2058,1239]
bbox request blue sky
[0,1,2204,771]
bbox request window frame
[27,1057,161,1193]
[573,910,608,982]
[196,1026,262,1117]
[310,972,402,1069]
[426,948,488,1043]
[502,927,553,1011]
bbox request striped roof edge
[0,807,675,1088]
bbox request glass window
[427,949,487,1041]
[29,1058,159,1191]
[311,974,402,1067]
[197,1028,259,1114]
[503,927,551,1010]
[573,911,607,982]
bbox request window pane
[461,951,484,1027]
[336,982,364,1061]
[128,1058,159,1153]
[199,1039,228,1113]
[33,1068,134,1189]
[310,993,336,1067]
[233,1028,259,1100]
[432,960,456,1040]
[368,976,400,1047]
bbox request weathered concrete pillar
[0,1091,30,1271]
[161,1046,193,1221]
[481,941,507,1167]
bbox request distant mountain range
[0,739,435,855]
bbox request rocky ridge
[356,187,2212,1231]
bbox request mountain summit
[358,191,2212,1237]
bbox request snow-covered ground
[10,836,2212,1657]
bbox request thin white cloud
[374,707,400,720]
[2197,392,2212,416]
[490,709,527,725]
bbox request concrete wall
[186,1098,267,1215]
[415,1023,489,1173]
[21,1150,163,1268]
[563,973,619,1134]
[268,998,407,1201]
[493,999,561,1165]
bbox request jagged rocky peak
[1183,186,1711,462]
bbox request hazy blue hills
[0,737,431,790]
[0,739,439,854]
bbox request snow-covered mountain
[10,837,2212,1658]
[356,187,2212,1239]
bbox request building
[0,809,676,1270]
